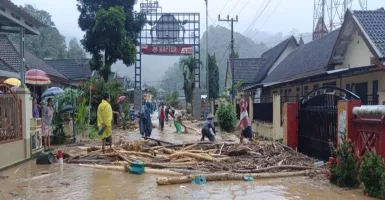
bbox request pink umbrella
[117,96,126,103]
[26,69,51,85]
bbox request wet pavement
[0,117,372,200]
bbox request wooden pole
[156,170,319,185]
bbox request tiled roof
[0,57,16,72]
[232,58,266,84]
[263,29,340,83]
[352,8,385,58]
[0,35,21,71]
[253,36,298,83]
[0,34,67,80]
[45,59,91,81]
[11,40,67,79]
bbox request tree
[77,0,145,81]
[148,86,158,99]
[67,38,86,59]
[9,4,67,59]
[208,53,219,100]
[180,56,201,111]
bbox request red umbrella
[26,69,51,85]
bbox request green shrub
[381,172,385,199]
[216,103,237,132]
[360,151,385,198]
[75,99,89,132]
[327,138,360,188]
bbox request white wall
[338,30,373,69]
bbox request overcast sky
[10,0,385,83]
[12,0,384,42]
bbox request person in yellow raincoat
[97,93,113,154]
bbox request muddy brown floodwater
[0,118,373,200]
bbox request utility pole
[205,0,210,113]
[218,14,238,102]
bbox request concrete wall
[0,86,32,170]
[252,94,283,140]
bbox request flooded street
[0,118,371,200]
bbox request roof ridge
[8,36,68,79]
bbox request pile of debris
[63,138,319,185]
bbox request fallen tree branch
[157,170,320,185]
[146,138,175,145]
[232,165,314,173]
[169,152,230,162]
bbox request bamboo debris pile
[65,139,316,178]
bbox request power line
[243,0,273,36]
[236,0,252,16]
[249,0,283,40]
[228,0,241,15]
[219,0,231,15]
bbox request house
[246,8,385,141]
[0,0,46,170]
[0,35,68,96]
[225,36,299,119]
[45,59,92,86]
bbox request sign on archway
[134,2,201,117]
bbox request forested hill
[200,25,269,92]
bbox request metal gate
[0,84,23,144]
[298,86,359,160]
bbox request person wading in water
[139,102,152,138]
[201,113,216,142]
[158,102,165,133]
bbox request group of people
[157,103,186,134]
[97,94,253,154]
[32,95,55,152]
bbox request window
[296,87,300,92]
[288,89,292,93]
[323,81,336,92]
[313,84,319,89]
[372,80,379,104]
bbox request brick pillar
[283,102,298,149]
[337,99,361,146]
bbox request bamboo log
[157,170,318,185]
[169,169,210,175]
[233,165,315,173]
[79,164,125,171]
[183,143,198,151]
[161,148,175,154]
[118,150,154,158]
